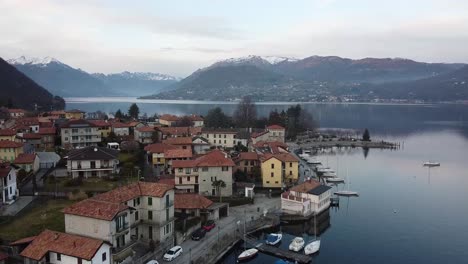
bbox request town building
[0,162,18,205]
[251,125,286,144]
[281,180,331,217]
[61,119,101,148]
[13,229,111,264]
[17,133,42,151]
[162,137,192,150]
[111,122,130,137]
[164,148,193,172]
[65,109,86,120]
[7,108,26,118]
[158,114,179,127]
[63,182,174,263]
[201,128,238,149]
[134,126,158,144]
[174,193,213,219]
[233,152,260,178]
[89,120,112,138]
[14,153,40,173]
[192,136,211,154]
[66,146,119,178]
[0,129,16,141]
[260,153,299,189]
[38,127,56,150]
[172,150,234,196]
[0,140,24,162]
[144,143,177,173]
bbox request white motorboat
[238,248,258,261]
[327,177,345,183]
[423,161,440,167]
[317,168,334,174]
[304,239,321,255]
[306,158,322,165]
[266,233,282,245]
[321,171,337,178]
[288,237,305,252]
[334,190,359,196]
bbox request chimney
[54,232,59,240]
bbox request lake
[66,97,468,263]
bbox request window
[166,195,170,208]
[148,210,153,220]
[244,161,248,166]
[135,211,139,221]
[202,167,208,172]
[271,172,274,177]
[290,162,293,168]
[214,140,216,144]
[271,164,274,169]
[57,253,61,261]
[148,197,152,206]
[266,181,270,183]
[250,161,254,166]
[185,168,191,174]
[193,168,198,172]
[102,252,107,261]
[195,176,199,183]
[187,176,191,182]
[149,226,153,240]
[178,168,183,173]
[224,140,226,144]
[166,208,170,221]
[137,197,140,205]
[179,177,182,184]
[214,134,216,138]
[222,166,228,171]
[224,134,227,138]
[275,181,279,183]
[289,171,292,175]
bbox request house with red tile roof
[172,150,235,196]
[174,193,213,218]
[162,137,192,150]
[158,114,179,126]
[17,133,42,150]
[281,179,331,217]
[13,229,111,264]
[134,126,159,144]
[233,152,260,178]
[144,143,178,172]
[253,140,289,154]
[14,153,39,173]
[201,128,238,149]
[7,108,26,118]
[66,146,119,178]
[0,162,18,205]
[251,124,286,144]
[111,122,131,136]
[60,119,101,148]
[38,127,56,150]
[192,136,211,154]
[260,153,299,188]
[65,109,86,120]
[89,120,112,137]
[63,181,174,263]
[0,140,24,162]
[0,129,17,142]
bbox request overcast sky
[1,0,468,77]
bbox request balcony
[281,192,310,203]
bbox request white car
[163,246,183,261]
[146,261,159,264]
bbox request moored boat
[238,248,258,261]
[288,237,305,252]
[327,177,345,183]
[423,161,440,167]
[266,233,282,245]
[304,239,321,255]
[334,190,359,196]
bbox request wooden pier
[241,234,313,263]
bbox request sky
[1,0,468,77]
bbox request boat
[237,248,258,261]
[321,171,337,178]
[423,161,440,167]
[306,157,322,165]
[266,233,282,245]
[317,168,334,174]
[334,157,359,197]
[327,177,345,183]
[304,213,321,255]
[288,237,305,252]
[304,240,321,255]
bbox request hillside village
[0,104,331,264]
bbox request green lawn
[45,177,139,193]
[0,199,74,242]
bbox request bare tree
[233,96,257,128]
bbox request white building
[251,125,286,144]
[111,123,130,137]
[172,150,234,196]
[134,126,158,144]
[63,182,175,263]
[281,180,331,217]
[66,146,120,178]
[0,162,18,205]
[14,229,111,264]
[61,120,101,148]
[201,129,238,149]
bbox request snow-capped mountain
[8,56,66,67]
[113,71,181,81]
[211,55,298,69]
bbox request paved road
[155,196,281,264]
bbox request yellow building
[144,143,178,170]
[261,153,299,188]
[65,109,86,120]
[0,129,17,142]
[0,140,24,162]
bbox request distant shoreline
[61,96,462,107]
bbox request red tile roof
[89,120,110,127]
[61,119,95,128]
[164,148,193,159]
[159,127,199,137]
[159,114,179,122]
[289,179,321,193]
[64,182,173,221]
[137,126,157,132]
[7,108,26,113]
[163,137,192,145]
[112,122,131,128]
[261,153,298,163]
[0,162,13,178]
[251,131,268,138]
[267,125,285,130]
[0,140,23,148]
[237,152,259,161]
[14,153,36,164]
[187,115,204,121]
[144,143,177,153]
[19,133,42,140]
[158,178,175,186]
[38,127,56,135]
[19,230,105,261]
[0,129,16,136]
[173,150,234,168]
[10,235,37,246]
[175,193,213,209]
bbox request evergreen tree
[363,128,371,141]
[115,109,123,119]
[204,107,231,128]
[128,103,140,119]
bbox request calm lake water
[67,97,468,263]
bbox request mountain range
[7,56,179,97]
[0,58,65,111]
[148,55,467,102]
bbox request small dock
[242,235,312,263]
[330,197,340,207]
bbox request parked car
[163,246,183,261]
[202,220,216,231]
[146,261,159,264]
[191,228,207,240]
